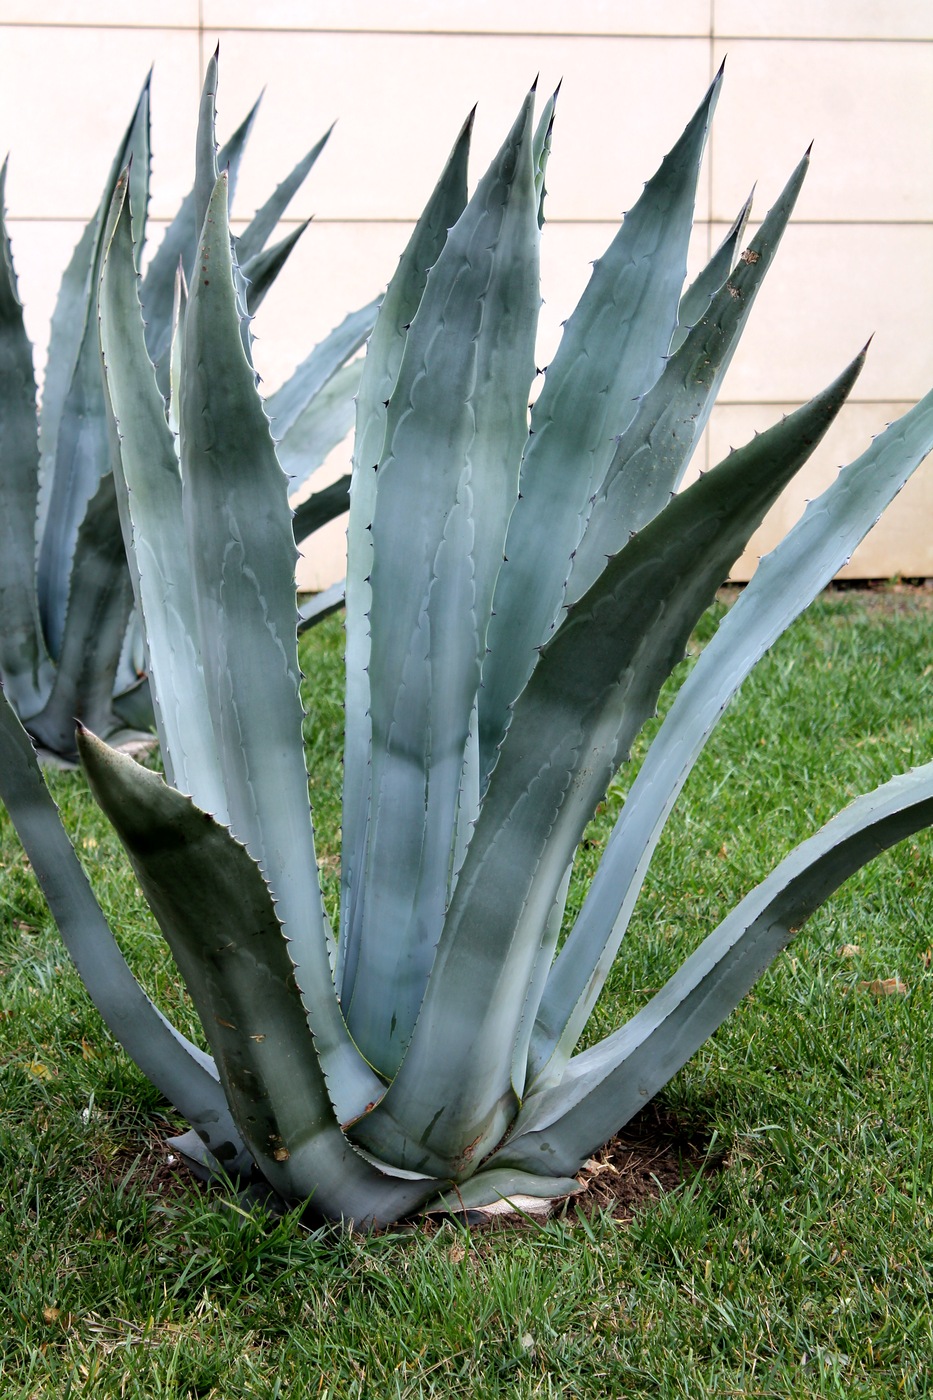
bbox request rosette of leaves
[3,70,933,1226]
[0,52,374,761]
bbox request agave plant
[0,53,373,762]
[2,69,933,1227]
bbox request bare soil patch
[564,1101,722,1225]
[110,1102,721,1235]
[420,1102,722,1235]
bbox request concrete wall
[2,2,931,586]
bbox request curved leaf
[28,469,134,757]
[278,358,362,494]
[0,159,53,719]
[241,220,310,314]
[479,69,723,779]
[291,473,351,545]
[494,761,933,1176]
[565,154,808,605]
[671,187,753,355]
[425,1166,581,1213]
[355,352,863,1178]
[142,90,261,381]
[532,383,933,1084]
[36,78,150,657]
[180,172,364,1105]
[235,125,331,266]
[532,85,558,227]
[265,300,379,444]
[343,90,540,1074]
[0,684,247,1170]
[78,729,441,1225]
[297,579,346,632]
[337,107,473,998]
[98,172,227,813]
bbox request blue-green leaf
[565,152,808,605]
[0,685,247,1170]
[337,109,473,996]
[495,762,933,1176]
[241,220,310,314]
[98,171,227,813]
[0,159,53,720]
[28,469,133,757]
[277,357,362,494]
[235,125,332,266]
[265,300,379,444]
[142,91,261,382]
[342,91,540,1076]
[532,85,558,228]
[78,729,440,1225]
[194,47,221,243]
[179,172,380,1118]
[425,1167,581,1213]
[671,187,753,355]
[532,383,933,1084]
[36,77,150,658]
[478,69,722,780]
[291,473,351,544]
[297,580,346,632]
[357,351,862,1178]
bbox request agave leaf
[337,107,473,998]
[532,384,933,1084]
[277,358,362,493]
[37,74,151,539]
[241,220,310,314]
[77,730,440,1224]
[532,85,558,228]
[36,80,150,657]
[671,187,753,355]
[297,579,346,632]
[37,320,122,660]
[565,152,808,606]
[342,90,540,1075]
[0,160,54,719]
[291,474,351,545]
[449,695,481,904]
[265,300,380,443]
[142,92,261,382]
[110,674,154,732]
[28,469,134,757]
[235,126,332,266]
[356,352,863,1178]
[35,218,96,558]
[194,47,221,242]
[478,68,723,780]
[111,606,146,702]
[180,170,346,1063]
[98,172,227,812]
[167,261,187,441]
[425,1167,582,1213]
[0,685,247,1170]
[494,761,933,1176]
[509,862,573,1090]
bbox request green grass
[2,587,933,1398]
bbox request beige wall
[2,2,931,586]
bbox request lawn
[1,586,932,1398]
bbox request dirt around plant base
[138,1099,721,1234]
[419,1101,724,1235]
[561,1100,724,1226]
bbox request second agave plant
[2,67,933,1225]
[0,53,372,762]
